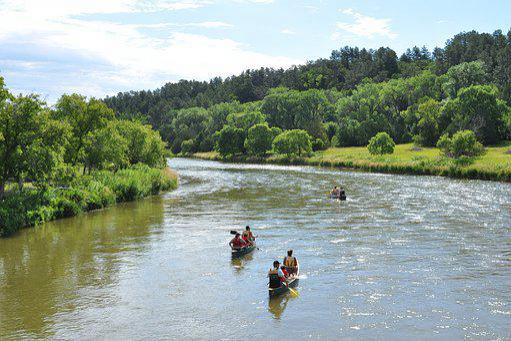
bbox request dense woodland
[104,29,511,156]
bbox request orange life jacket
[284,256,296,267]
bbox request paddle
[230,230,238,235]
[287,286,299,296]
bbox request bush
[273,129,312,157]
[437,130,484,158]
[244,123,273,156]
[367,132,395,155]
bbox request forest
[104,29,511,157]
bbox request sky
[0,0,510,103]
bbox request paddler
[268,260,287,283]
[229,233,247,249]
[283,249,298,275]
[242,225,255,245]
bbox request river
[1,158,510,339]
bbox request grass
[0,165,178,237]
[194,142,511,182]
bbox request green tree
[442,61,488,98]
[446,85,508,144]
[170,107,210,154]
[0,95,68,195]
[180,139,196,155]
[215,125,245,156]
[114,120,166,167]
[272,129,312,157]
[84,122,128,172]
[226,110,266,131]
[413,98,442,146]
[367,132,395,155]
[54,94,115,165]
[244,123,274,156]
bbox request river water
[1,158,510,339]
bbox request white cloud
[0,0,299,100]
[281,28,295,35]
[335,8,396,39]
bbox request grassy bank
[0,164,178,237]
[194,142,511,182]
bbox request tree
[215,125,245,156]
[437,130,484,158]
[413,98,442,146]
[367,132,395,155]
[180,139,196,155]
[54,94,115,165]
[83,123,128,171]
[226,110,266,131]
[272,129,312,157]
[0,94,68,195]
[170,107,210,154]
[244,123,274,156]
[114,120,166,168]
[446,85,508,144]
[442,61,488,98]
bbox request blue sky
[0,0,510,103]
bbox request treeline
[0,78,175,236]
[104,29,511,123]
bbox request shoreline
[0,166,178,238]
[192,143,511,183]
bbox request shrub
[272,129,312,157]
[367,132,395,155]
[437,130,484,158]
[245,123,274,156]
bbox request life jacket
[231,238,245,248]
[242,231,253,241]
[284,256,296,267]
[268,271,281,288]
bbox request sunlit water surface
[1,158,510,339]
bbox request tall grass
[0,165,178,237]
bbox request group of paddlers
[229,226,256,248]
[330,186,346,200]
[268,249,299,283]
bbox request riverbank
[0,165,178,237]
[193,142,511,182]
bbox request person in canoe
[229,233,247,250]
[331,186,340,198]
[268,260,287,286]
[242,225,256,245]
[283,249,299,275]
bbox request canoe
[330,193,346,201]
[268,269,300,298]
[231,244,256,258]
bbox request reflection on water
[268,293,298,320]
[1,158,510,339]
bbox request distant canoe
[231,244,256,258]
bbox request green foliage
[445,85,509,144]
[114,120,166,167]
[84,122,128,171]
[312,138,326,151]
[442,61,488,98]
[367,132,395,155]
[215,125,245,157]
[244,123,274,156]
[180,139,196,155]
[437,130,484,158]
[170,107,210,154]
[226,110,266,131]
[0,94,69,194]
[54,94,114,165]
[0,165,178,236]
[324,122,339,145]
[413,98,442,146]
[272,129,312,157]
